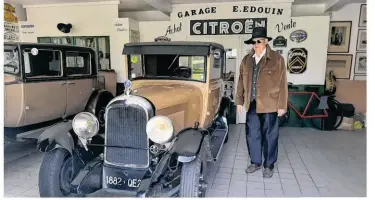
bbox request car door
[64,50,96,117]
[22,46,67,126]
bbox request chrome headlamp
[146,116,174,144]
[72,112,99,140]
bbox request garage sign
[287,48,308,74]
[190,18,267,35]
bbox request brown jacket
[235,45,288,113]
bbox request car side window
[66,51,91,76]
[24,49,62,78]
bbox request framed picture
[354,52,367,74]
[353,75,366,81]
[356,29,366,51]
[326,54,352,79]
[358,4,367,27]
[328,21,352,53]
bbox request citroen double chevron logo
[287,48,308,74]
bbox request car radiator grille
[105,103,149,167]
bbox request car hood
[132,83,203,133]
[133,84,201,111]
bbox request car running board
[210,128,228,161]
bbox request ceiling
[8,0,365,12]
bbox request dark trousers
[245,100,279,169]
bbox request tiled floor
[3,125,366,197]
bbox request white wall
[19,2,135,83]
[291,4,327,16]
[330,3,365,80]
[119,11,169,21]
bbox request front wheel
[39,148,74,197]
[179,136,208,197]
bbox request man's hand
[277,109,287,117]
[237,105,244,113]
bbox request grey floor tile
[247,174,264,182]
[211,183,229,192]
[265,189,284,197]
[207,190,228,197]
[213,178,231,186]
[264,182,282,190]
[230,180,247,187]
[218,167,233,174]
[247,181,264,189]
[301,187,321,197]
[247,188,265,197]
[215,172,232,179]
[278,167,294,173]
[263,175,281,184]
[279,172,296,179]
[231,173,248,181]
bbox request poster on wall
[130,30,140,43]
[358,4,366,27]
[287,48,308,74]
[354,52,366,74]
[356,29,366,51]
[328,21,352,53]
[4,3,20,42]
[326,54,352,79]
[190,18,267,35]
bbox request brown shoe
[245,164,262,173]
[263,167,274,178]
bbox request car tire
[179,136,208,197]
[39,148,73,197]
[95,100,108,131]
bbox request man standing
[235,27,288,178]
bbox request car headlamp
[72,112,99,140]
[146,116,174,144]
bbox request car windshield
[128,54,206,82]
[4,45,20,74]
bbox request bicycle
[278,82,344,130]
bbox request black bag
[341,103,355,117]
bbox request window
[66,52,91,76]
[4,45,20,74]
[37,36,110,70]
[129,54,206,82]
[24,49,62,78]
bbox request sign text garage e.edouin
[190,18,267,35]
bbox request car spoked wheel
[59,157,73,196]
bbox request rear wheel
[39,148,74,197]
[310,98,344,130]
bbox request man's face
[252,38,268,51]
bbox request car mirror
[31,48,39,56]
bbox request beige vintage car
[37,41,232,197]
[4,42,116,141]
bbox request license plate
[102,166,148,191]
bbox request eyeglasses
[251,39,264,44]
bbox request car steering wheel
[173,66,191,78]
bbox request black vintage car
[37,41,232,197]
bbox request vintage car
[4,42,116,141]
[37,41,233,197]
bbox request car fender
[85,89,114,115]
[170,128,205,162]
[37,120,76,154]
